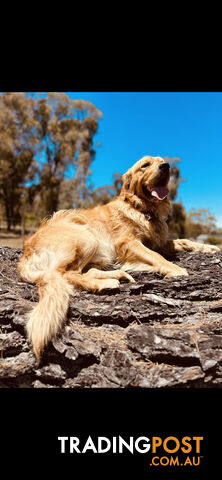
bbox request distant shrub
[24,213,41,228]
[206,236,222,245]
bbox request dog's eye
[142,163,150,168]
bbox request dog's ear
[122,171,132,192]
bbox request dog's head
[121,156,171,215]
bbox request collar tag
[145,212,152,221]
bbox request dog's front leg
[115,238,188,278]
[164,239,220,254]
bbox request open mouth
[150,185,169,200]
[142,183,169,201]
[142,169,170,201]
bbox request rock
[0,246,222,388]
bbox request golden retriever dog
[18,156,219,360]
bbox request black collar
[143,210,155,221]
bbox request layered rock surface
[0,246,222,388]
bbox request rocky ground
[0,246,222,388]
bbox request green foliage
[0,93,37,230]
[0,92,102,227]
[206,236,222,245]
[23,213,41,228]
[33,93,102,215]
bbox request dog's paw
[200,244,220,254]
[165,267,189,278]
[117,271,135,283]
[98,279,120,291]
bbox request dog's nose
[159,162,170,171]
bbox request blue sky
[67,92,222,227]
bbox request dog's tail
[18,251,74,361]
[26,271,73,361]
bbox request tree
[33,93,102,216]
[167,202,186,238]
[0,92,103,225]
[0,92,37,230]
[86,173,123,208]
[185,208,217,238]
[163,156,185,201]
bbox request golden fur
[18,156,219,360]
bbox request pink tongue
[151,186,169,200]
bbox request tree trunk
[6,218,11,232]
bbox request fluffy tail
[26,271,73,361]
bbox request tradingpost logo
[58,435,204,468]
